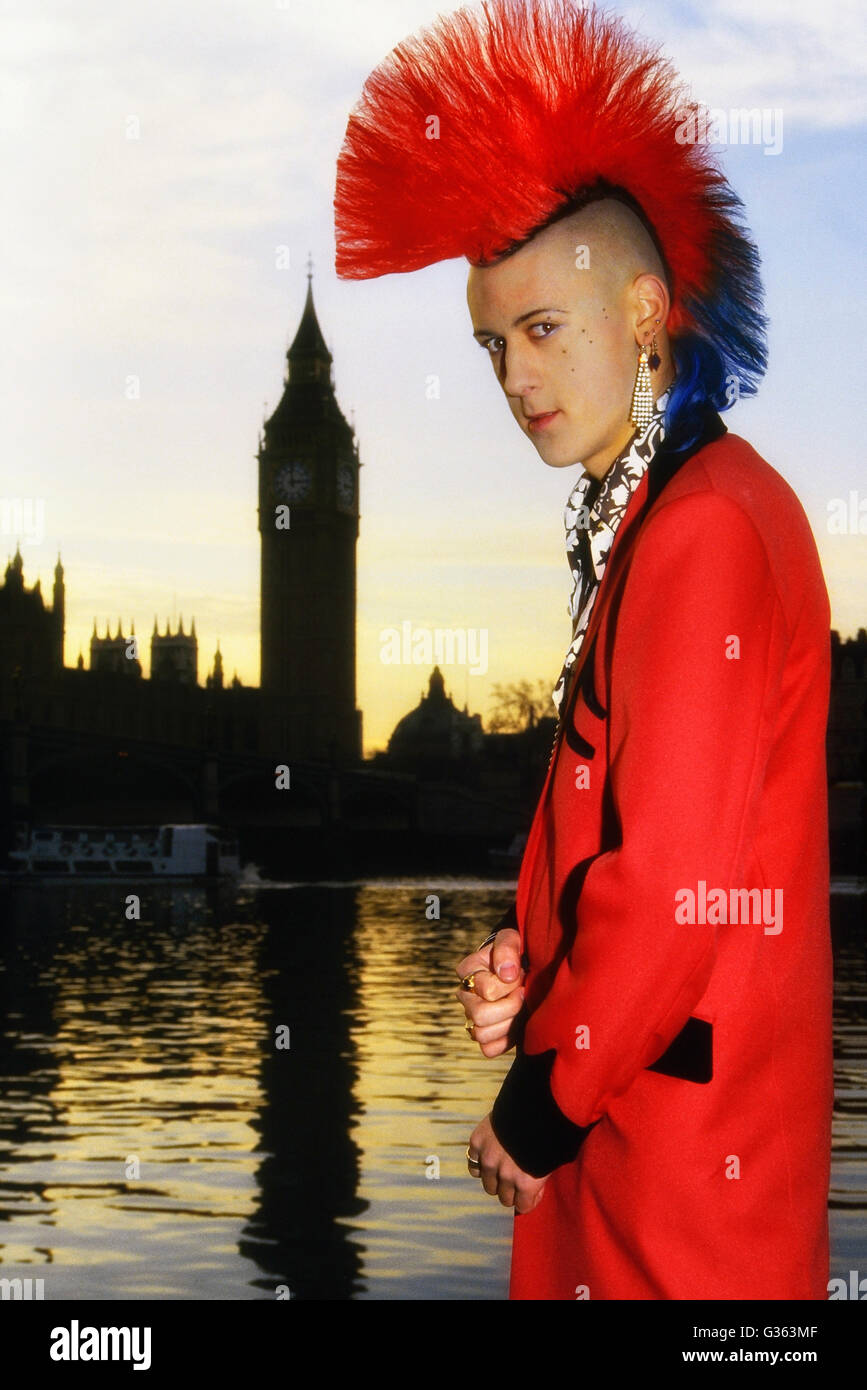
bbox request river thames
[0,877,863,1299]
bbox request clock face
[336,464,355,510]
[275,461,312,504]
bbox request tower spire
[286,272,332,376]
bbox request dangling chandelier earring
[629,340,654,429]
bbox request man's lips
[525,410,560,432]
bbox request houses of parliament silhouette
[1,275,865,870]
[0,275,538,866]
[0,275,363,841]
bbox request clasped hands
[455,927,547,1215]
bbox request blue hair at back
[662,184,769,455]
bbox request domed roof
[388,666,483,762]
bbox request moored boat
[3,824,240,879]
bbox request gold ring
[466,1147,481,1168]
[464,1020,476,1039]
[460,972,477,993]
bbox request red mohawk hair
[334,0,765,350]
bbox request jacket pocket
[646,1016,713,1084]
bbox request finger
[474,1010,527,1058]
[455,1006,522,1049]
[490,929,523,986]
[454,989,524,1028]
[470,969,522,1002]
[480,1163,499,1198]
[454,949,492,981]
[469,1121,487,1152]
[496,1181,517,1209]
[514,1189,541,1212]
[470,1013,520,1046]
[456,961,491,989]
[469,1011,525,1050]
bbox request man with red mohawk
[335,0,832,1300]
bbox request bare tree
[487,678,554,732]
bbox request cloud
[623,0,866,127]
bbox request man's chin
[530,438,585,470]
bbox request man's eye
[481,338,503,355]
[529,321,558,337]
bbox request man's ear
[633,272,670,343]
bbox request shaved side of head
[537,197,670,301]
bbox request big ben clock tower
[258,266,361,761]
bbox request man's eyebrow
[472,306,569,338]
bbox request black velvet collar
[645,406,728,511]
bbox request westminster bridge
[0,713,529,876]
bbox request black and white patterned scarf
[551,389,670,715]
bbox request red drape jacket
[490,411,833,1300]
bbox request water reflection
[239,886,366,1300]
[0,884,272,1297]
[0,879,862,1299]
[829,891,867,1279]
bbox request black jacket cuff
[490,1047,598,1178]
[494,901,518,932]
[477,900,519,952]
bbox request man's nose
[500,340,540,400]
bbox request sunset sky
[3,0,864,754]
